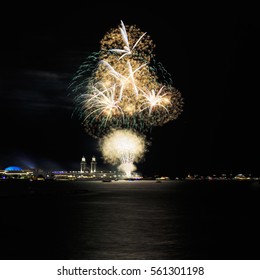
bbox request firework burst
[99,129,146,177]
[70,20,183,138]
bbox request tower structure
[90,156,97,173]
[80,156,86,173]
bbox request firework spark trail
[100,60,147,99]
[109,20,147,60]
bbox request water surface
[1,179,260,260]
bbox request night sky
[0,4,259,177]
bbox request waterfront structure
[90,156,97,173]
[80,156,87,173]
[0,156,142,181]
[0,166,33,180]
[52,156,116,180]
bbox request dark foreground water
[1,179,260,260]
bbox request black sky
[0,3,260,177]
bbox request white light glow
[99,129,146,177]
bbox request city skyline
[1,4,259,178]
[1,156,258,181]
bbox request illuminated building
[90,156,97,173]
[80,156,87,173]
[0,166,33,180]
[0,156,140,181]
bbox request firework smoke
[99,129,146,177]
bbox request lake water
[1,179,260,260]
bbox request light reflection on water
[0,179,260,259]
